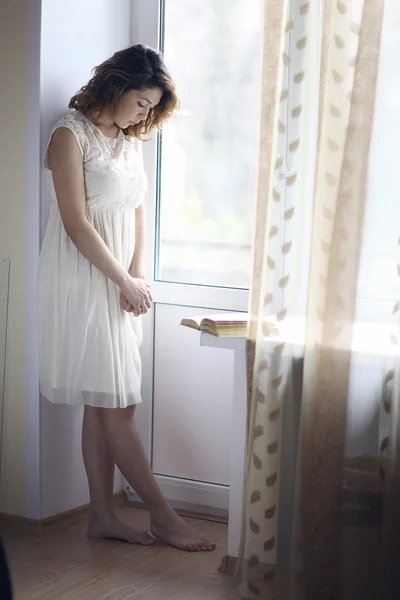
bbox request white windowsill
[201,319,398,358]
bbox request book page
[201,312,248,325]
[180,316,204,330]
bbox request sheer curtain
[233,0,395,598]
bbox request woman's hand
[119,274,152,316]
[120,293,134,313]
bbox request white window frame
[130,0,323,460]
[132,0,253,464]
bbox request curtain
[234,0,389,598]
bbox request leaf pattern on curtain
[235,1,385,598]
[237,0,315,596]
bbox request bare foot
[151,507,216,552]
[88,515,154,546]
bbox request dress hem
[40,388,143,409]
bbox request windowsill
[201,319,397,359]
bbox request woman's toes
[151,509,216,553]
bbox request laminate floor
[2,506,237,600]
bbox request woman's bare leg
[82,405,154,545]
[100,406,216,552]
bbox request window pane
[157,0,264,288]
[357,2,400,302]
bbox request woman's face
[114,87,163,129]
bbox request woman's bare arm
[129,201,146,278]
[47,127,151,312]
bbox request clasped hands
[119,261,152,317]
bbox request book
[180,313,278,338]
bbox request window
[155,0,264,289]
[357,2,400,303]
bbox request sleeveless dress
[37,111,147,408]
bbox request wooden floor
[2,506,237,600]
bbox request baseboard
[41,490,125,528]
[0,491,125,535]
[127,500,228,525]
[124,475,229,520]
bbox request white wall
[0,0,42,518]
[39,0,132,518]
[0,0,134,520]
[26,0,42,521]
[0,0,29,517]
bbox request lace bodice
[45,111,148,211]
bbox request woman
[38,44,215,553]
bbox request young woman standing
[38,44,215,553]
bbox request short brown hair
[69,44,179,139]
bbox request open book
[181,313,278,338]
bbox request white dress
[38,111,147,408]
